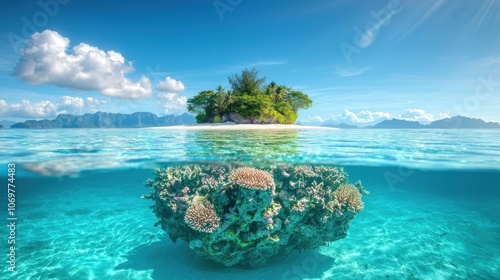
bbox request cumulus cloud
[58,96,85,113]
[330,109,392,126]
[86,97,111,111]
[156,76,187,114]
[0,100,58,118]
[0,96,110,118]
[14,30,152,99]
[439,112,450,119]
[157,77,185,93]
[399,108,435,124]
[298,115,324,124]
[157,93,187,115]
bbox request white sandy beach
[147,124,339,130]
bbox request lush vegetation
[187,68,312,124]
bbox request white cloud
[157,76,185,93]
[58,96,85,114]
[249,61,288,67]
[157,93,187,115]
[0,100,58,118]
[399,108,435,124]
[156,76,186,115]
[0,96,110,118]
[330,109,392,126]
[335,66,369,77]
[14,30,152,99]
[439,112,450,119]
[298,115,324,124]
[86,97,111,111]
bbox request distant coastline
[319,116,500,129]
[5,113,500,129]
[9,112,196,128]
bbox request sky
[0,0,499,126]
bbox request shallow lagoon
[1,128,499,279]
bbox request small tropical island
[187,68,312,124]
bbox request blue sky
[0,0,499,125]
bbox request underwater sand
[2,167,498,280]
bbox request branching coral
[333,184,364,213]
[293,165,317,177]
[184,202,220,233]
[229,167,274,191]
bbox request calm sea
[1,128,499,279]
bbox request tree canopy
[187,68,312,124]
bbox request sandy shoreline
[146,124,339,130]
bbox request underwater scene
[1,128,499,279]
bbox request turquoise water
[1,128,499,279]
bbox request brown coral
[293,165,318,177]
[333,184,364,213]
[184,202,220,233]
[229,167,274,191]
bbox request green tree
[187,69,312,124]
[265,82,291,103]
[274,101,298,123]
[265,81,278,97]
[213,85,227,118]
[232,94,274,120]
[225,89,234,113]
[286,90,312,111]
[275,85,291,103]
[187,90,216,123]
[228,68,266,96]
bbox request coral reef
[333,184,364,213]
[229,167,275,191]
[184,201,220,233]
[144,164,367,267]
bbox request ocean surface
[1,128,499,279]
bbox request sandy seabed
[14,169,499,280]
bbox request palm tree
[213,85,227,117]
[265,81,278,98]
[228,68,266,95]
[225,89,234,113]
[275,85,291,103]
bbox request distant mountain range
[5,114,500,129]
[10,112,196,128]
[370,116,500,129]
[426,116,500,128]
[371,119,424,129]
[323,116,500,129]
